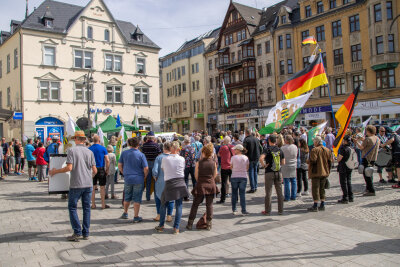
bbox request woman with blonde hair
[186,143,218,231]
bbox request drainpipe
[19,30,24,142]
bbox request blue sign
[103,108,112,115]
[91,108,113,115]
[36,128,45,143]
[13,112,23,120]
[36,117,64,126]
[300,106,332,114]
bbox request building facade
[0,0,160,141]
[160,29,219,133]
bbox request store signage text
[300,106,332,114]
[227,113,251,119]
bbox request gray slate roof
[17,0,159,49]
[176,27,220,53]
[232,2,262,34]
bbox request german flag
[332,84,361,156]
[302,36,317,45]
[281,54,328,99]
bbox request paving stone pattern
[0,169,399,266]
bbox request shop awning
[238,38,253,47]
[0,108,14,121]
[371,62,399,71]
[87,115,137,133]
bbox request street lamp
[83,69,94,136]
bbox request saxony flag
[281,54,328,99]
[302,36,317,45]
[307,121,328,146]
[222,81,228,107]
[333,84,361,156]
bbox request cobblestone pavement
[0,169,399,267]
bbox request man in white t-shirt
[300,127,308,143]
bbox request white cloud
[0,0,281,56]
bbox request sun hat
[233,144,244,151]
[71,131,86,139]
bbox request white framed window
[74,83,93,102]
[105,54,122,72]
[45,20,53,28]
[134,87,149,104]
[39,81,60,101]
[43,46,55,66]
[74,50,93,69]
[136,58,146,74]
[106,85,122,103]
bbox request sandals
[102,205,110,209]
[91,205,96,209]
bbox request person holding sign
[49,131,97,242]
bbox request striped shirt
[142,140,161,161]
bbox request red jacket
[32,147,47,165]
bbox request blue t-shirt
[89,144,108,168]
[119,148,148,185]
[25,144,36,161]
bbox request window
[316,25,325,41]
[249,89,256,102]
[247,46,254,57]
[280,61,285,75]
[287,59,293,74]
[87,26,93,39]
[215,76,220,88]
[320,85,329,97]
[376,36,384,54]
[281,15,286,24]
[105,54,122,72]
[387,1,393,20]
[45,20,53,28]
[14,49,18,69]
[196,80,200,90]
[257,44,262,56]
[201,99,204,112]
[177,68,181,79]
[335,78,346,95]
[6,54,10,73]
[239,92,244,103]
[0,60,2,78]
[242,29,246,40]
[238,50,242,61]
[332,20,342,37]
[265,41,270,53]
[237,31,242,42]
[39,81,60,101]
[136,58,145,74]
[376,69,395,89]
[196,63,199,73]
[209,78,213,89]
[182,66,185,75]
[224,73,230,84]
[267,87,272,101]
[343,0,350,4]
[192,64,195,74]
[317,1,324,13]
[106,86,122,103]
[178,84,181,95]
[286,34,292,49]
[192,81,195,91]
[388,34,394,53]
[301,30,309,41]
[74,83,93,102]
[231,52,235,63]
[303,56,310,68]
[249,67,255,79]
[305,5,312,17]
[239,70,243,81]
[232,94,237,105]
[183,102,187,111]
[278,35,283,50]
[104,30,110,42]
[258,65,263,78]
[351,44,362,61]
[7,87,10,106]
[321,52,327,67]
[209,60,213,70]
[43,46,55,66]
[266,63,272,76]
[374,4,382,22]
[329,0,336,9]
[134,87,149,104]
[183,83,186,92]
[349,15,360,32]
[232,71,236,83]
[334,48,343,65]
[74,50,93,69]
[352,75,364,90]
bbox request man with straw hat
[49,131,97,242]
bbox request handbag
[196,212,208,229]
[358,139,378,175]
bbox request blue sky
[0,0,279,56]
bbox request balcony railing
[333,64,344,74]
[221,102,258,112]
[351,61,362,71]
[371,52,400,67]
[225,79,256,89]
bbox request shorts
[93,167,106,186]
[392,155,400,168]
[15,157,21,165]
[28,160,36,168]
[124,184,144,204]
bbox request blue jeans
[355,148,362,165]
[248,161,258,190]
[146,161,155,201]
[159,198,183,229]
[231,178,247,213]
[284,177,297,200]
[68,187,92,236]
[155,195,174,215]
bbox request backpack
[345,147,358,169]
[270,149,281,172]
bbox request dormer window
[131,25,144,42]
[45,20,53,28]
[281,15,286,24]
[41,8,54,28]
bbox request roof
[232,2,262,34]
[176,27,220,53]
[9,0,158,49]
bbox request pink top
[231,154,249,179]
[218,144,234,170]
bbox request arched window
[267,87,273,101]
[87,26,93,39]
[104,29,110,42]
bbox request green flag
[390,125,400,132]
[222,81,228,107]
[92,108,98,128]
[133,107,139,130]
[307,121,327,146]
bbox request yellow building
[0,0,160,141]
[160,29,219,133]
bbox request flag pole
[317,46,337,131]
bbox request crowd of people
[2,123,399,240]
